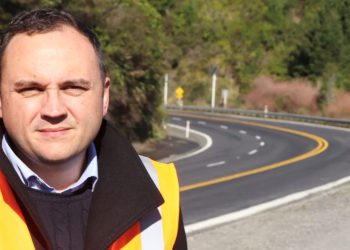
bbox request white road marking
[160,123,213,162]
[185,175,350,234]
[172,117,182,121]
[255,135,261,140]
[239,130,247,135]
[248,149,258,155]
[197,121,207,125]
[236,156,241,160]
[206,161,226,168]
[220,125,228,130]
[260,142,265,147]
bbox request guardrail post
[186,120,190,138]
[264,105,268,118]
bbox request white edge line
[185,175,350,234]
[166,123,213,161]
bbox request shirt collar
[1,135,98,193]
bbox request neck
[11,143,87,190]
[28,154,87,190]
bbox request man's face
[0,25,109,166]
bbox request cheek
[65,96,104,120]
[2,111,26,144]
[2,98,41,127]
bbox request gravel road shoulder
[188,180,350,250]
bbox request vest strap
[151,159,179,250]
[108,157,180,250]
[0,171,35,250]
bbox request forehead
[5,25,94,54]
[1,25,99,81]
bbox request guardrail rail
[166,104,350,128]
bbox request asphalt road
[168,112,350,225]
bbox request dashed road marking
[220,125,228,130]
[256,135,261,140]
[207,161,226,168]
[248,149,258,155]
[260,142,265,147]
[239,130,247,135]
[198,121,207,125]
[172,117,182,121]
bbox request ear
[102,77,110,116]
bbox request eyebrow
[60,79,92,88]
[13,80,42,89]
[13,79,92,88]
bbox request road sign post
[164,74,168,106]
[221,89,228,108]
[211,74,216,108]
[210,65,218,108]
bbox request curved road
[168,112,350,225]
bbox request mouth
[37,127,71,137]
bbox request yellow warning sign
[176,87,184,100]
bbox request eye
[61,85,88,96]
[17,87,44,97]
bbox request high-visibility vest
[0,156,180,250]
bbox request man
[0,9,187,249]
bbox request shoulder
[138,155,178,186]
[139,155,176,169]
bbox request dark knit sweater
[26,187,92,250]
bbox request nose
[40,89,67,120]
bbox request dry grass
[324,92,350,118]
[244,76,319,114]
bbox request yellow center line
[174,113,329,192]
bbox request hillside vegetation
[1,0,350,141]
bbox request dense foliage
[2,0,350,140]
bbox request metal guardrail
[166,104,350,128]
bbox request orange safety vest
[0,156,179,250]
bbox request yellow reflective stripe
[151,160,179,250]
[109,158,180,250]
[0,188,35,249]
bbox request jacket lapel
[85,121,164,250]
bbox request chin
[35,150,80,164]
[37,155,73,164]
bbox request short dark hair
[0,9,106,81]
